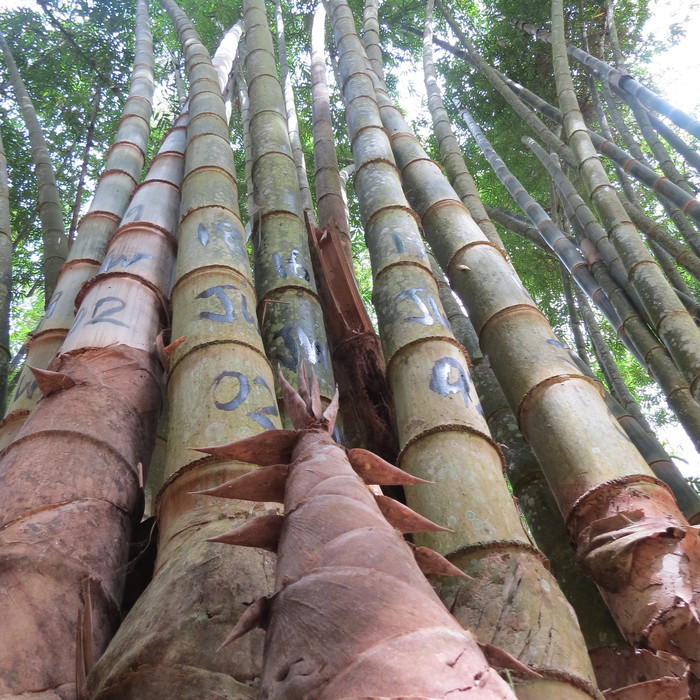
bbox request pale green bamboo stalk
[431,255,624,654]
[333,2,597,694]
[361,0,384,81]
[245,0,334,408]
[311,2,352,262]
[422,0,506,254]
[88,6,278,696]
[0,31,67,300]
[0,129,10,416]
[275,0,315,223]
[0,0,155,448]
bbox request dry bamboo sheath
[328,0,597,696]
[0,0,155,450]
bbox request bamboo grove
[1,0,700,697]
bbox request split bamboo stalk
[0,0,154,450]
[86,10,278,697]
[329,1,597,695]
[0,129,10,415]
[522,135,700,452]
[431,255,624,655]
[309,2,398,460]
[518,20,700,140]
[0,30,68,300]
[0,80,180,700]
[275,0,315,223]
[244,0,334,410]
[422,0,506,254]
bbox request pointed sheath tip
[216,597,269,651]
[412,545,472,579]
[28,366,76,397]
[375,494,452,533]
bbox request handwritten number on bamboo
[44,290,63,318]
[101,252,155,273]
[87,296,128,327]
[211,370,279,428]
[195,285,256,325]
[429,357,471,407]
[122,203,144,224]
[273,325,329,371]
[396,288,449,326]
[197,220,246,257]
[272,249,310,281]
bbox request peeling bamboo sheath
[0,17,176,700]
[87,6,280,696]
[244,0,335,410]
[201,376,516,698]
[328,1,597,696]
[0,0,155,448]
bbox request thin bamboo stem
[0,30,68,301]
[422,0,506,254]
[0,130,10,416]
[68,86,102,246]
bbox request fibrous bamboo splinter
[196,366,517,698]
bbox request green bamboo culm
[244,0,335,412]
[329,0,597,695]
[87,5,279,696]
